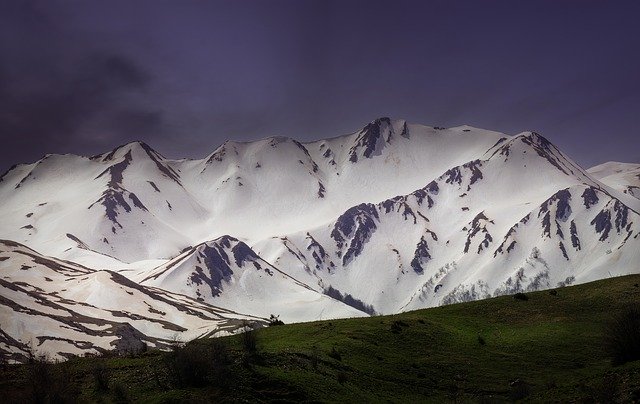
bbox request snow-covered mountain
[588,161,640,200]
[1,117,638,361]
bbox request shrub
[268,314,285,326]
[548,289,558,296]
[391,320,410,334]
[513,292,529,301]
[477,335,486,346]
[165,339,231,388]
[328,347,342,361]
[309,346,319,370]
[509,379,531,400]
[27,353,53,403]
[112,382,130,403]
[241,324,258,355]
[605,304,640,366]
[588,375,618,403]
[92,361,110,391]
[25,350,77,402]
[337,371,348,385]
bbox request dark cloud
[0,1,164,168]
[0,52,164,163]
[0,0,639,172]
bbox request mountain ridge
[1,117,638,361]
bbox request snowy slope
[1,117,639,361]
[0,239,262,362]
[252,132,640,314]
[588,162,640,200]
[133,235,365,322]
[0,119,506,263]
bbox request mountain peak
[349,118,399,163]
[92,140,161,162]
[519,131,554,150]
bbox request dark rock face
[206,144,226,163]
[137,142,182,185]
[380,196,417,223]
[400,121,410,138]
[318,182,326,198]
[148,181,160,192]
[349,117,392,163]
[465,160,484,189]
[441,160,483,191]
[331,203,379,265]
[486,137,508,156]
[540,189,572,221]
[464,211,493,254]
[0,164,18,183]
[292,139,312,159]
[519,133,570,175]
[559,241,569,260]
[612,200,629,233]
[306,233,336,272]
[554,190,572,221]
[443,166,463,185]
[231,240,262,268]
[581,187,599,209]
[95,150,133,187]
[410,236,431,274]
[91,151,136,227]
[66,233,89,249]
[590,200,631,242]
[412,180,439,208]
[570,220,581,250]
[128,193,148,211]
[89,189,132,226]
[494,222,519,257]
[189,243,234,298]
[539,189,573,239]
[97,142,182,184]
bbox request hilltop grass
[1,274,639,402]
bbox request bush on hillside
[605,304,640,366]
[165,339,231,388]
[241,323,258,355]
[268,314,285,326]
[328,347,342,361]
[92,361,110,391]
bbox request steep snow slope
[0,119,506,262]
[0,240,262,362]
[0,143,209,263]
[252,132,640,314]
[1,117,639,361]
[588,162,640,200]
[132,236,365,322]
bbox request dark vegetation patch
[605,304,640,366]
[323,285,376,315]
[1,275,640,402]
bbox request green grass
[2,274,640,402]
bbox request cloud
[0,2,165,170]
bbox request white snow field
[1,118,638,361]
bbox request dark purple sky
[1,0,639,173]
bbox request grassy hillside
[2,274,639,402]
